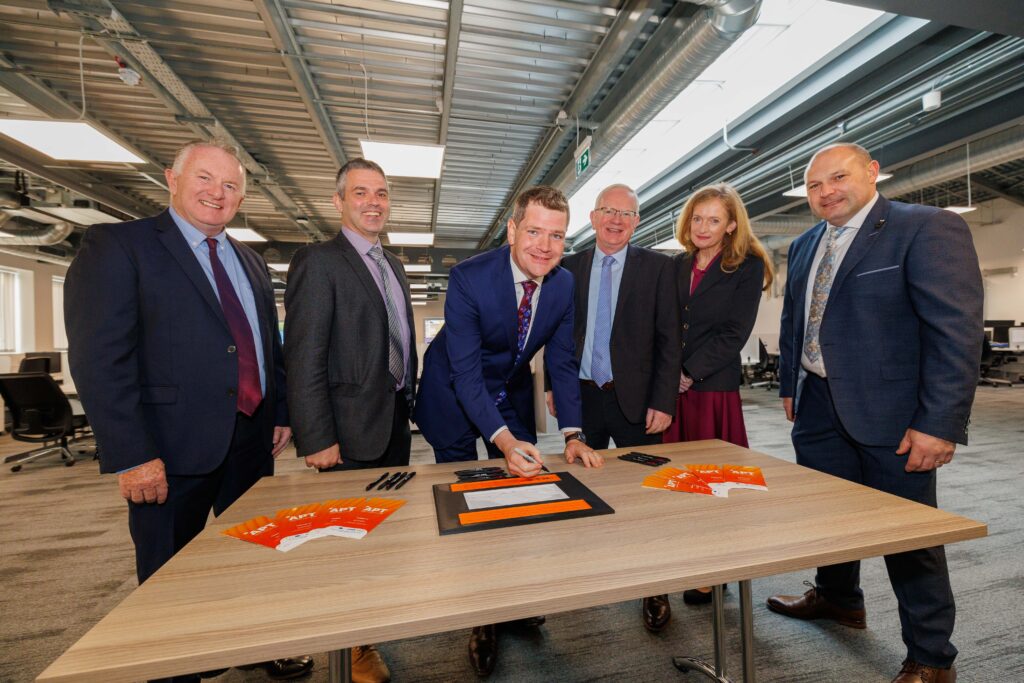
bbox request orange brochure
[222,515,285,550]
[642,464,768,497]
[274,503,329,551]
[642,467,714,496]
[685,464,728,497]
[721,464,768,492]
[317,497,368,540]
[335,498,406,539]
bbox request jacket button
[227,388,236,397]
[681,342,686,348]
[684,305,689,311]
[683,323,689,330]
[227,345,237,353]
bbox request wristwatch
[564,431,586,445]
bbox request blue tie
[591,255,614,387]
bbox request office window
[52,275,68,350]
[0,268,18,352]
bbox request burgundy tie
[206,238,262,416]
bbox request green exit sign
[574,135,592,178]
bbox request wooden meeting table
[38,440,986,683]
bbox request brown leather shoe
[352,645,390,683]
[468,624,498,677]
[891,660,957,683]
[642,594,671,632]
[237,656,314,680]
[766,583,866,628]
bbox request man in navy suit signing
[65,141,311,681]
[770,143,982,683]
[415,185,602,677]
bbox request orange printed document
[223,497,405,550]
[275,503,329,551]
[222,515,285,550]
[643,464,767,497]
[643,467,714,495]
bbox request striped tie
[367,244,406,386]
[590,255,614,387]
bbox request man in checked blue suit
[769,143,983,683]
[414,185,602,677]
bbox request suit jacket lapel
[611,246,637,328]
[677,253,694,308]
[229,237,272,359]
[689,253,727,301]
[830,195,892,296]
[790,223,827,332]
[153,210,230,333]
[335,235,387,324]
[499,248,519,355]
[575,248,595,321]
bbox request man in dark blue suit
[414,185,602,677]
[65,141,311,681]
[770,143,982,683]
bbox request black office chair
[18,356,51,374]
[0,372,91,472]
[979,338,1013,387]
[749,340,779,390]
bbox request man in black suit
[284,158,416,683]
[547,183,679,448]
[65,141,312,681]
[547,183,680,631]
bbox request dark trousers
[433,400,535,462]
[580,381,662,450]
[128,403,273,585]
[321,392,412,472]
[792,372,956,667]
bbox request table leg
[328,648,352,683]
[672,584,731,682]
[740,580,755,682]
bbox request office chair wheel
[11,464,22,472]
[65,459,75,467]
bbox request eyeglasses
[596,207,638,219]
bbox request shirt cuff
[489,426,509,443]
[560,427,581,435]
[117,463,145,474]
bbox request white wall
[966,199,1024,323]
[0,252,68,353]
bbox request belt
[581,379,615,391]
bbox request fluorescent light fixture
[410,283,430,290]
[403,264,432,273]
[0,120,144,163]
[412,301,427,306]
[411,294,430,300]
[387,231,435,246]
[943,206,976,214]
[41,207,122,225]
[782,173,893,198]
[359,140,444,178]
[226,228,267,242]
[267,263,290,272]
[652,237,685,251]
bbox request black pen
[366,472,389,491]
[384,471,410,491]
[513,447,550,474]
[377,472,404,491]
[394,471,416,490]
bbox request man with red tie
[65,141,312,681]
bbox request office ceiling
[1,0,1024,271]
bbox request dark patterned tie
[496,280,537,406]
[804,226,849,364]
[367,244,406,386]
[205,238,261,416]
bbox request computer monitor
[424,318,445,344]
[22,352,62,374]
[984,320,1016,344]
[1008,327,1024,351]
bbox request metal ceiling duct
[0,214,74,246]
[545,0,762,197]
[751,215,818,236]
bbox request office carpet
[1,386,1021,682]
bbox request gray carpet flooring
[2,386,1021,682]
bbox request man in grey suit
[284,158,415,683]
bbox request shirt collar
[169,207,227,249]
[595,244,628,267]
[509,253,542,288]
[830,192,880,232]
[341,225,380,255]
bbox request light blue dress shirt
[580,245,628,381]
[169,207,266,394]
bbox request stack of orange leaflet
[222,496,405,552]
[643,464,767,498]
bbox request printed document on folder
[463,484,569,510]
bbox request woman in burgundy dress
[663,183,774,603]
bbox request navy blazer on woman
[65,210,287,475]
[779,195,983,446]
[675,253,765,392]
[414,245,582,449]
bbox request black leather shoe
[766,584,866,629]
[683,584,728,605]
[238,657,314,680]
[642,594,671,632]
[508,615,546,628]
[468,624,498,677]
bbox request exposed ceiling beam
[46,0,327,241]
[429,0,464,234]
[970,175,1024,208]
[252,0,347,169]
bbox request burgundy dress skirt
[662,251,749,448]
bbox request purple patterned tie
[495,280,538,406]
[206,238,262,416]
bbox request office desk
[38,441,986,683]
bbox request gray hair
[594,183,638,210]
[170,140,247,194]
[335,158,389,196]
